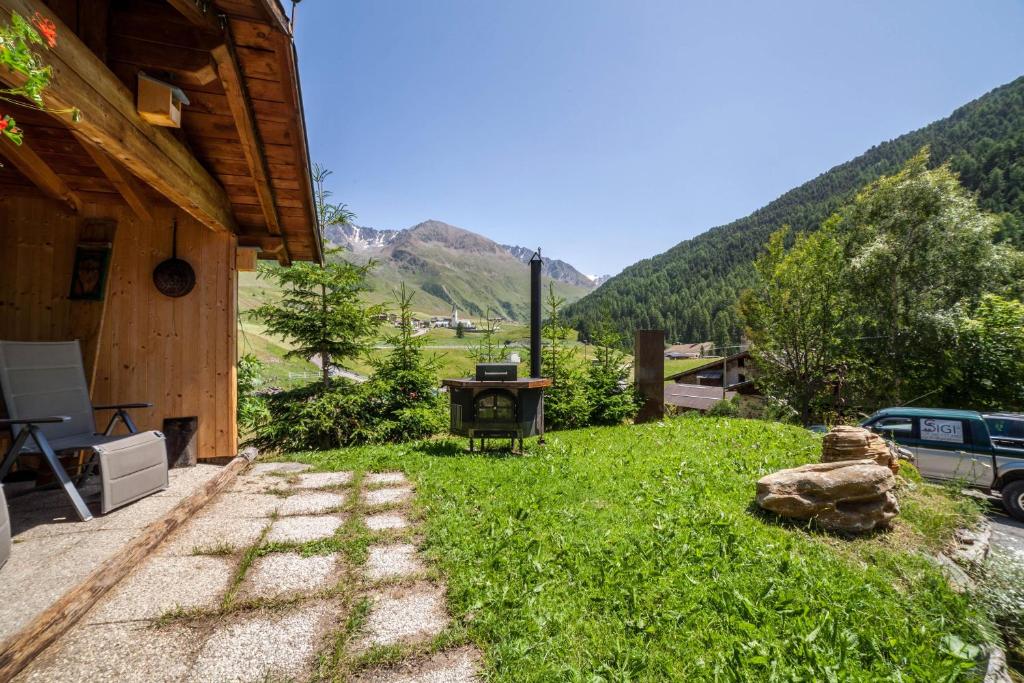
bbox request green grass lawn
[285,416,992,681]
[664,356,718,379]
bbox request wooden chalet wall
[0,192,238,459]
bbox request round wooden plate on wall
[153,218,196,298]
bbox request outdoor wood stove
[442,364,550,451]
[440,251,550,452]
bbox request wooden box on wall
[137,73,187,128]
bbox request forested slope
[565,76,1024,345]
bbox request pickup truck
[862,407,1024,521]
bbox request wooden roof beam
[211,28,289,263]
[0,0,236,234]
[237,233,289,265]
[165,0,222,32]
[74,133,155,225]
[0,137,81,212]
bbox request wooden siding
[0,193,238,459]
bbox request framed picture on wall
[68,242,112,301]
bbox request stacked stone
[822,425,900,474]
[756,459,899,533]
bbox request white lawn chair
[0,341,168,521]
[0,484,9,569]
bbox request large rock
[756,459,899,532]
[822,425,899,474]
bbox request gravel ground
[160,515,266,556]
[16,620,206,683]
[190,601,337,682]
[87,555,233,622]
[240,552,341,599]
[365,512,411,531]
[266,514,344,544]
[355,647,481,683]
[14,466,481,682]
[204,492,282,518]
[279,491,347,516]
[365,543,424,581]
[365,472,410,486]
[293,471,354,489]
[249,462,312,475]
[365,486,414,507]
[356,584,450,649]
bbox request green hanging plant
[0,10,80,146]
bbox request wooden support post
[0,449,257,680]
[0,138,81,212]
[634,330,665,423]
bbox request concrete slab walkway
[14,464,482,682]
[0,464,222,642]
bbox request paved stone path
[16,463,481,682]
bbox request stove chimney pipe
[530,249,542,378]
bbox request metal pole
[530,249,542,378]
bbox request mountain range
[325,222,600,289]
[323,220,595,321]
[564,75,1024,343]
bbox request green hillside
[334,220,590,321]
[565,76,1024,343]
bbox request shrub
[245,381,367,452]
[974,551,1024,656]
[707,395,740,417]
[237,354,269,433]
[245,284,448,452]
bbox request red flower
[0,118,8,132]
[32,12,57,48]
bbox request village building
[665,341,713,359]
[664,350,760,412]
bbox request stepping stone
[293,471,353,489]
[18,620,204,683]
[161,514,266,556]
[224,475,274,495]
[279,491,346,516]
[88,556,233,622]
[191,601,335,682]
[365,486,413,507]
[204,493,281,519]
[356,584,450,649]
[354,647,482,683]
[365,471,409,486]
[365,512,410,531]
[240,552,340,599]
[266,515,343,544]
[365,543,424,581]
[250,462,312,475]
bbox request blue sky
[294,1,1024,277]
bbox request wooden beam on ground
[0,0,237,234]
[0,138,81,212]
[211,28,290,265]
[0,449,258,681]
[75,134,155,225]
